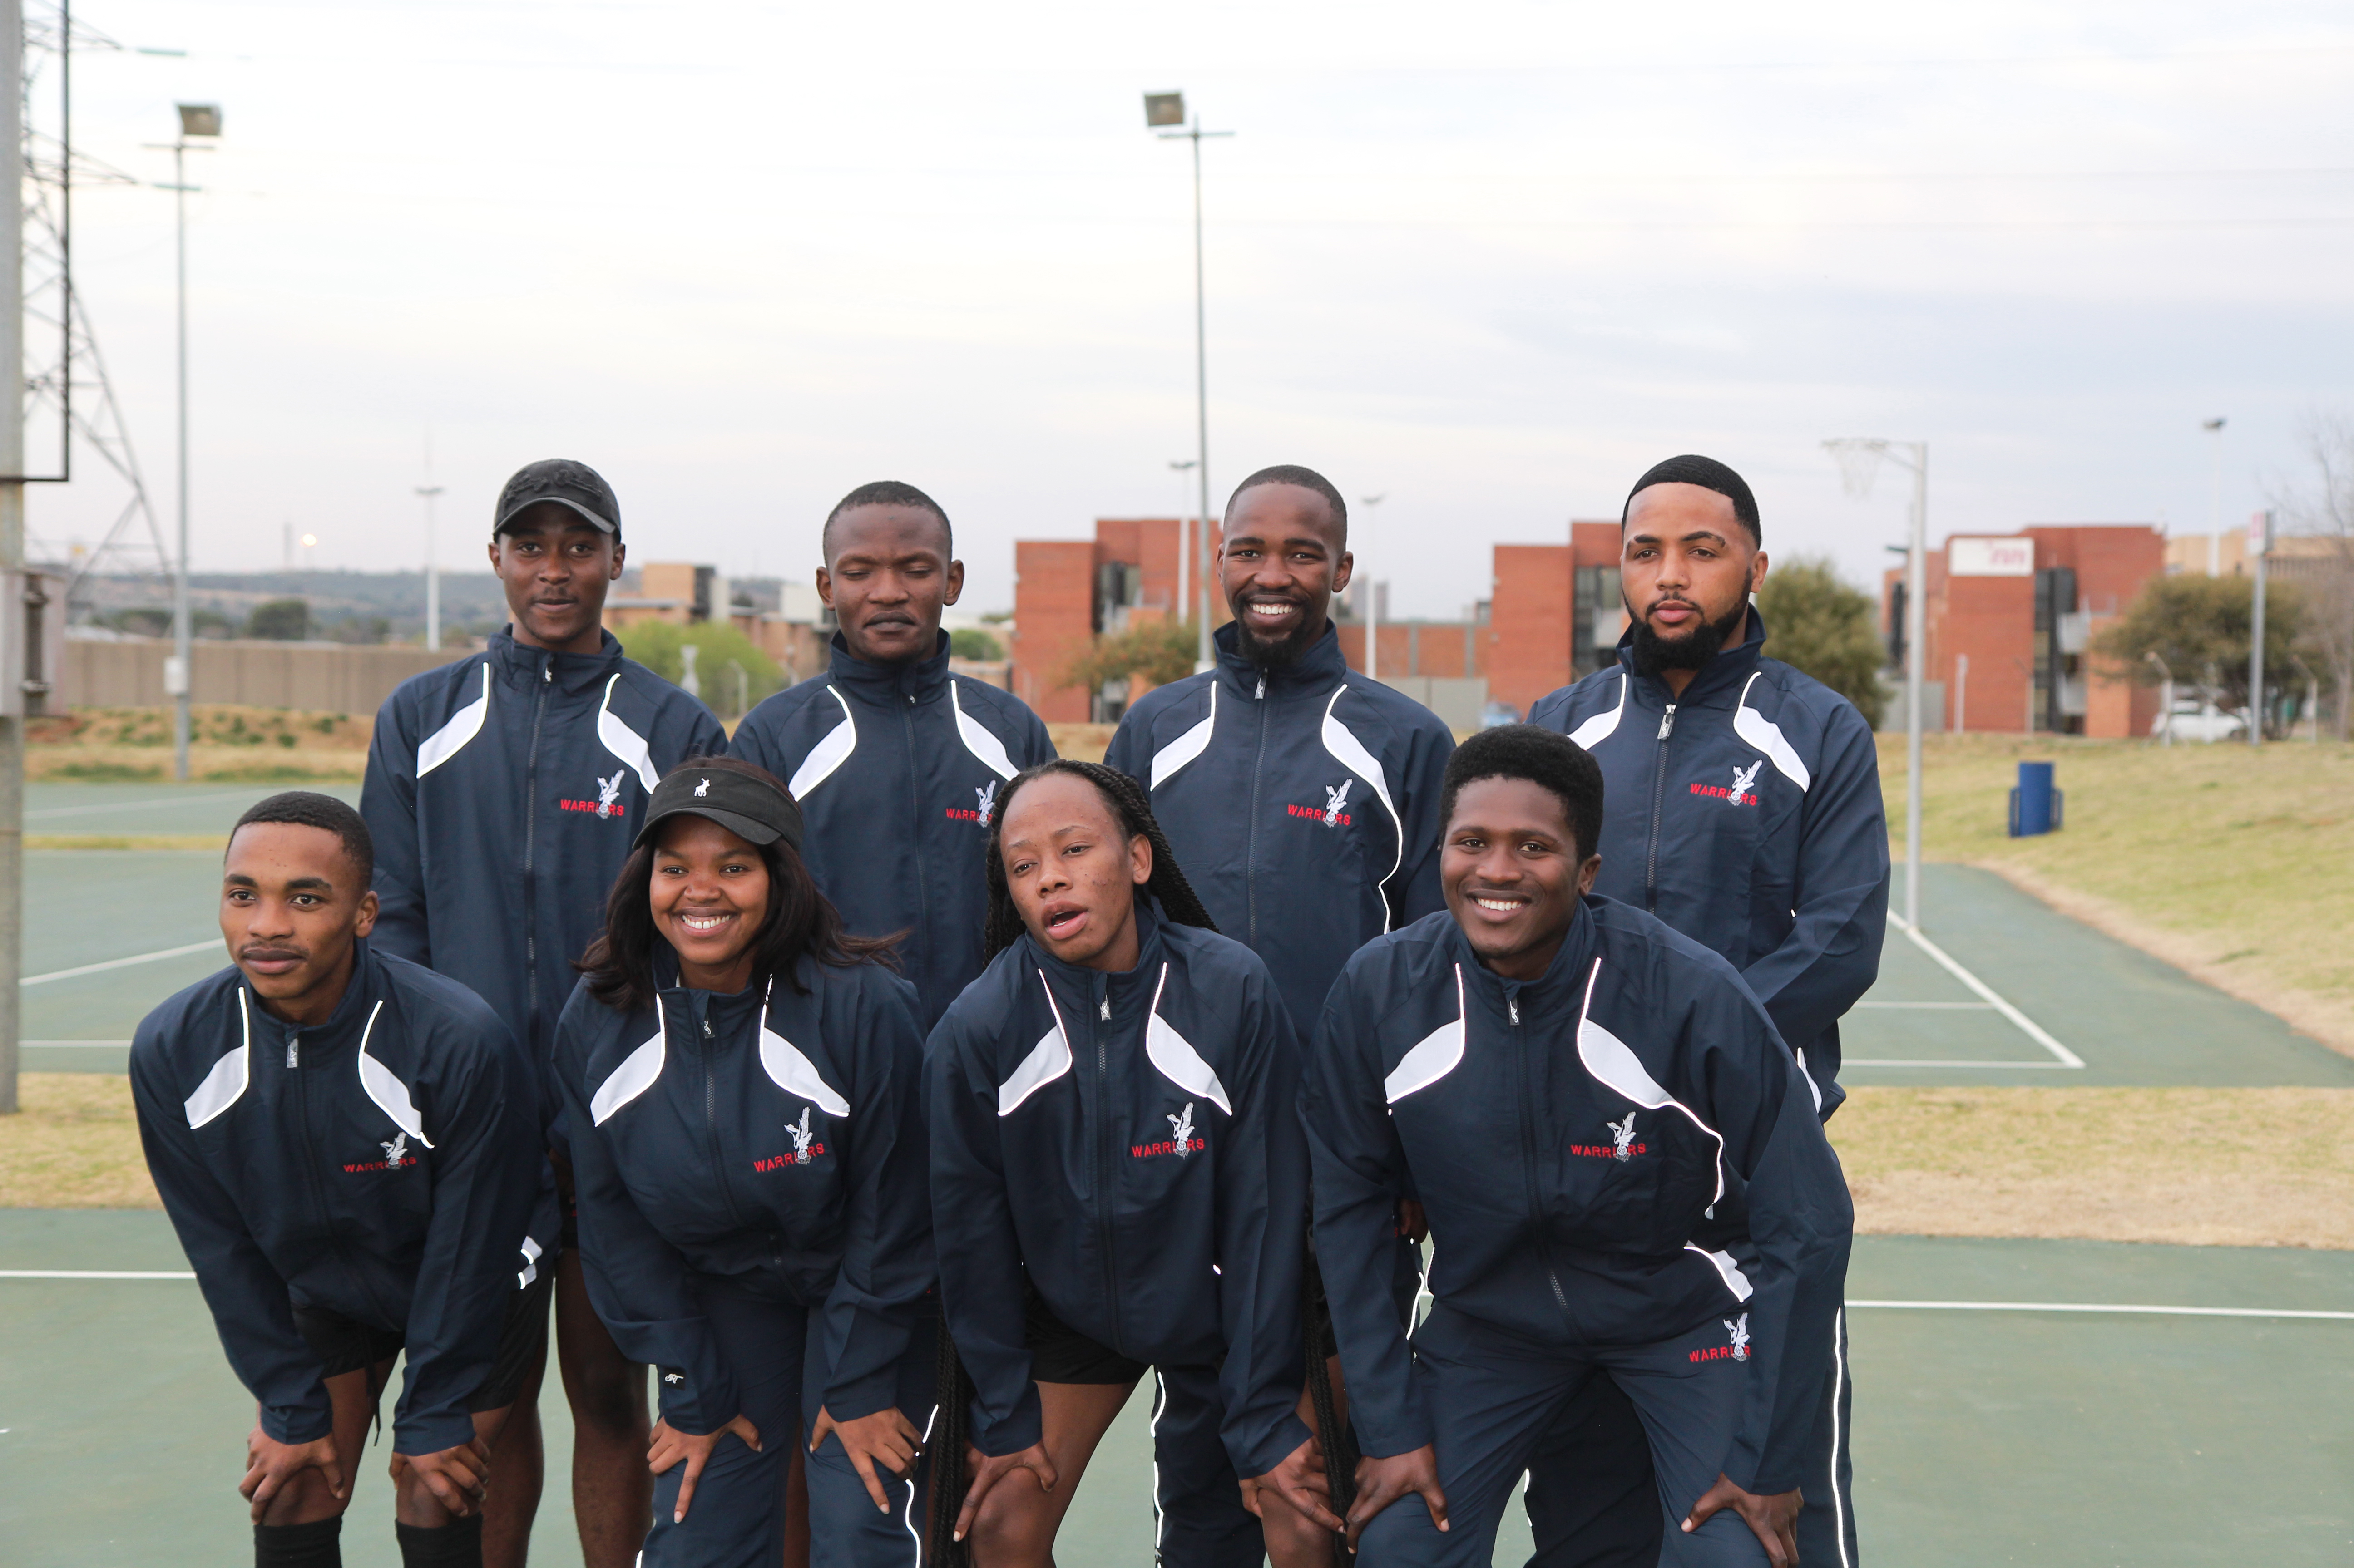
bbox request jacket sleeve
[1012,701,1058,769]
[386,1007,541,1454]
[682,704,729,764]
[1688,979,1854,1495]
[362,688,430,965]
[1212,966,1314,1478]
[925,1007,1042,1456]
[1100,710,1142,775]
[1300,970,1428,1457]
[1738,701,1889,1097]
[727,705,783,778]
[129,1026,331,1445]
[552,1016,742,1435]
[1385,719,1456,927]
[815,974,934,1420]
[1526,685,1571,730]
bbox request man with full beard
[1523,454,1888,1568]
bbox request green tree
[613,620,785,716]
[2091,571,2305,735]
[949,627,1005,661]
[1062,618,1201,696]
[1753,557,1884,727]
[245,598,310,641]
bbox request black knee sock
[253,1516,342,1568]
[395,1514,484,1568]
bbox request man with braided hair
[926,760,1338,1568]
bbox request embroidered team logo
[1132,1100,1207,1160]
[595,771,624,819]
[976,781,999,827]
[663,1370,685,1386]
[754,1107,828,1172]
[1689,759,1763,807]
[344,1132,420,1173]
[380,1132,409,1165]
[1607,1113,1638,1162]
[1285,779,1355,828]
[1726,1314,1751,1361]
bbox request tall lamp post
[1827,438,1929,930]
[1143,92,1231,673]
[160,103,218,781]
[2202,418,2225,575]
[1169,458,1197,625]
[416,484,444,651]
[1359,494,1385,680]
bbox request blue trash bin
[2008,760,2063,837]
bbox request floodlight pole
[0,0,24,1114]
[1155,112,1231,673]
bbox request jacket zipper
[1244,674,1270,944]
[901,691,930,975]
[1644,702,1678,912]
[1504,988,1571,1316]
[522,659,552,1043]
[290,1021,393,1328]
[697,1007,751,1234]
[1087,973,1124,1355]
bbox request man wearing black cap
[1522,456,1887,1568]
[362,459,728,1568]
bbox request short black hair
[1440,725,1605,863]
[822,480,953,564]
[1224,464,1349,546]
[1623,454,1761,545]
[230,791,375,885]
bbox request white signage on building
[1948,537,2034,577]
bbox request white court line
[21,940,218,986]
[25,789,261,820]
[22,1040,133,1048]
[1853,1299,2354,1322]
[1845,1058,2078,1069]
[1863,915,2086,1070]
[0,1269,196,1280]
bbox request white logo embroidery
[1726,1313,1751,1361]
[379,1132,409,1165]
[1322,779,1352,827]
[693,777,712,798]
[1729,760,1762,804]
[787,1106,817,1165]
[976,780,999,827]
[663,1371,685,1385]
[594,770,625,819]
[1607,1113,1637,1162]
[1167,1101,1197,1158]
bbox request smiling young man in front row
[1302,726,1852,1568]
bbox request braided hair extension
[1304,1249,1361,1563]
[925,1322,977,1567]
[981,759,1217,957]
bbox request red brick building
[1009,519,1226,722]
[1884,525,2166,737]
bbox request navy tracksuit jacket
[1302,899,1851,1496]
[1104,622,1456,1032]
[925,906,1312,1481]
[549,955,934,1432]
[729,632,1055,1028]
[1528,611,1889,1110]
[129,942,547,1456]
[362,628,729,1125]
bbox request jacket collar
[1444,896,1600,1024]
[828,629,951,706]
[1613,604,1768,708]
[489,626,626,697]
[239,937,382,1048]
[1022,897,1167,1001]
[1212,618,1348,700]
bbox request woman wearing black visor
[551,756,934,1568]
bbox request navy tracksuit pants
[1520,1304,1855,1568]
[1354,1306,1772,1568]
[640,1279,935,1568]
[1142,1363,1266,1568]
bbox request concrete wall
[65,634,469,713]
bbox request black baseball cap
[632,763,804,855]
[494,458,622,540]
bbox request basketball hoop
[1823,438,1889,500]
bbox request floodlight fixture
[177,103,221,138]
[1143,92,1185,128]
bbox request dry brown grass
[1046,723,1118,760]
[1835,1085,2354,1249]
[27,705,373,782]
[0,1074,159,1208]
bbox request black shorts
[292,1269,554,1414]
[1022,1279,1149,1386]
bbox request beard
[1232,603,1322,670]
[1629,598,1747,676]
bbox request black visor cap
[494,458,621,540]
[632,765,805,855]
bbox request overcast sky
[25,0,2354,619]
